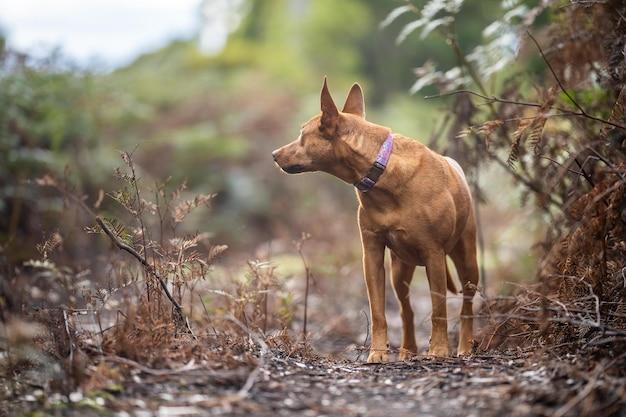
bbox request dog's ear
[342,83,365,118]
[320,76,339,132]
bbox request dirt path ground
[8,343,624,417]
[119,350,624,417]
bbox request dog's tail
[446,263,458,294]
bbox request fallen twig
[104,355,199,376]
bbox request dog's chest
[385,227,430,266]
[360,192,453,265]
[360,211,431,266]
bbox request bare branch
[526,31,588,116]
[425,89,543,109]
[426,88,626,130]
[95,216,194,336]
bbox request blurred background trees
[0,0,520,263]
[4,0,623,331]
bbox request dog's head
[272,77,365,177]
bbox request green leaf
[420,16,454,39]
[410,71,442,95]
[396,18,427,45]
[380,5,413,29]
[421,0,454,20]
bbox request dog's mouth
[272,149,307,174]
[282,164,306,174]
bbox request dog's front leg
[390,253,418,361]
[361,232,389,363]
[426,252,451,357]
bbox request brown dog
[272,78,479,363]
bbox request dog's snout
[271,149,279,161]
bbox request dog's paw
[367,350,389,363]
[457,339,477,356]
[398,349,417,361]
[456,346,472,356]
[427,346,451,357]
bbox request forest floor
[4,320,626,417]
[99,348,624,417]
[3,271,626,416]
[6,346,626,417]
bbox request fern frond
[395,0,464,44]
[380,5,413,29]
[527,116,546,153]
[610,85,626,124]
[172,193,215,223]
[420,16,454,40]
[478,119,504,136]
[602,85,626,148]
[99,217,132,245]
[456,127,473,139]
[508,139,520,167]
[36,230,63,260]
[208,245,229,265]
[397,18,426,45]
[169,232,211,252]
[508,114,547,165]
[508,118,532,167]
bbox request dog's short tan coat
[272,78,479,362]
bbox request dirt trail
[101,352,615,417]
[53,349,624,417]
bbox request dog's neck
[354,133,394,192]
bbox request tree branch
[526,31,587,115]
[425,89,543,109]
[426,89,626,130]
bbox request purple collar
[355,133,394,192]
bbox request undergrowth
[0,149,310,408]
[388,0,626,371]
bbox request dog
[272,77,479,363]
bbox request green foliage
[0,59,98,175]
[385,1,461,44]
[0,53,121,262]
[384,0,546,95]
[300,0,373,78]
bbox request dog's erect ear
[342,83,365,118]
[320,76,339,130]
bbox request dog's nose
[272,149,279,161]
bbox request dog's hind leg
[390,253,417,360]
[449,221,479,355]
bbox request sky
[0,0,204,68]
